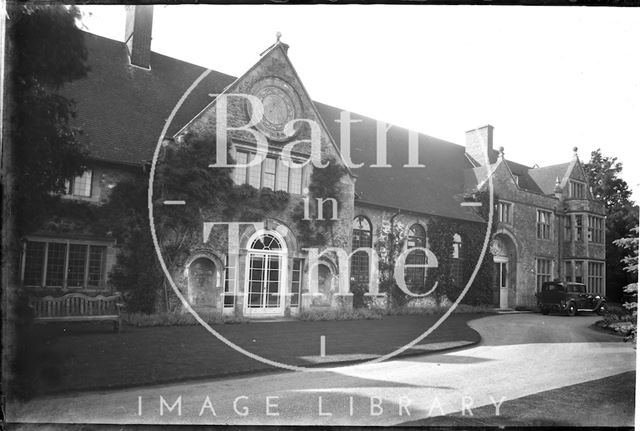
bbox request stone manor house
[20,6,606,317]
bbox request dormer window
[65,170,93,197]
[513,174,520,186]
[570,180,586,199]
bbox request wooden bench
[30,293,123,332]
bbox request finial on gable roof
[275,31,289,54]
[553,177,562,193]
[573,146,579,159]
[260,32,289,57]
[498,146,505,160]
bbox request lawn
[21,313,482,396]
[403,371,636,427]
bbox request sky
[78,5,640,201]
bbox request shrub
[297,308,383,321]
[406,296,438,309]
[453,303,494,314]
[383,301,492,316]
[350,283,368,309]
[124,310,247,327]
[596,303,637,340]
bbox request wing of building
[20,6,606,316]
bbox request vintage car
[537,281,607,316]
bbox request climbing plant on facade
[293,159,348,248]
[375,219,408,306]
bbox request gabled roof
[527,163,570,195]
[61,33,236,165]
[60,33,489,222]
[504,160,542,194]
[314,102,481,222]
[463,155,576,197]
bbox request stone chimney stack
[465,125,496,167]
[125,5,153,69]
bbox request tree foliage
[103,180,164,313]
[5,4,89,400]
[108,132,294,312]
[583,149,634,211]
[584,149,638,301]
[613,226,639,312]
[613,225,638,342]
[7,4,90,235]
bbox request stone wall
[484,158,606,308]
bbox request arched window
[450,233,463,288]
[351,216,372,285]
[250,234,282,251]
[407,224,426,248]
[405,224,428,290]
[246,232,286,311]
[352,216,372,248]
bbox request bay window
[588,216,604,244]
[587,262,605,294]
[570,181,586,199]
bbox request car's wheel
[596,303,608,316]
[566,302,577,317]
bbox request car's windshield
[542,283,563,292]
[566,284,586,293]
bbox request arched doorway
[244,231,287,316]
[188,257,219,306]
[490,234,517,309]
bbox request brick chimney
[465,125,496,167]
[125,5,153,69]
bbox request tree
[584,149,638,302]
[613,226,638,342]
[100,179,165,314]
[605,204,639,301]
[7,4,90,235]
[111,131,289,313]
[3,4,89,399]
[583,149,633,212]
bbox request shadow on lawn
[13,314,483,398]
[401,370,636,428]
